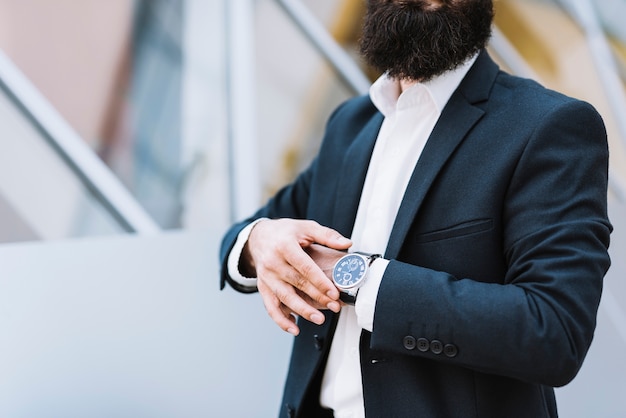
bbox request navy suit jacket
[220,51,612,418]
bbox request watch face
[333,254,367,289]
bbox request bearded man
[219,0,612,417]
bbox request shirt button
[403,336,417,350]
[430,340,443,355]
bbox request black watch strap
[354,252,381,265]
[339,292,357,305]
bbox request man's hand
[304,243,348,280]
[241,219,352,335]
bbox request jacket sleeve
[218,159,317,292]
[369,99,612,387]
[218,99,359,292]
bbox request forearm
[223,219,269,292]
[370,218,610,387]
[219,162,316,292]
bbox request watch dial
[333,254,366,288]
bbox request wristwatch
[332,252,381,305]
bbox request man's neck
[399,78,419,92]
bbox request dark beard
[359,0,494,82]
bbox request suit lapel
[332,113,384,237]
[330,51,500,250]
[384,51,500,259]
[384,96,484,258]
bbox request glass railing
[0,50,158,243]
[0,83,122,242]
[1,0,623,234]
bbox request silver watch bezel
[332,252,371,293]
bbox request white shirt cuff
[226,218,268,290]
[355,258,389,332]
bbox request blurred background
[0,0,624,416]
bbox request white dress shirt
[228,56,476,418]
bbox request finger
[299,220,352,251]
[274,282,326,326]
[257,255,339,314]
[258,281,301,335]
[297,289,341,313]
[258,278,327,333]
[260,276,327,327]
[282,253,340,303]
[278,303,298,332]
[262,237,340,303]
[279,303,296,321]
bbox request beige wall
[0,0,132,147]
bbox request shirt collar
[369,53,478,117]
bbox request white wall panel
[0,231,291,417]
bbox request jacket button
[430,339,443,355]
[313,334,324,351]
[444,344,458,358]
[403,335,417,350]
[417,338,430,352]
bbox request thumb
[305,221,352,250]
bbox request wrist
[235,218,268,279]
[239,241,256,278]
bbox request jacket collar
[370,54,478,118]
[384,50,500,258]
[332,112,384,238]
[331,50,500,256]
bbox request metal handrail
[489,26,540,81]
[225,0,262,222]
[558,0,626,161]
[274,0,371,96]
[274,0,626,202]
[0,49,160,234]
[490,22,626,204]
